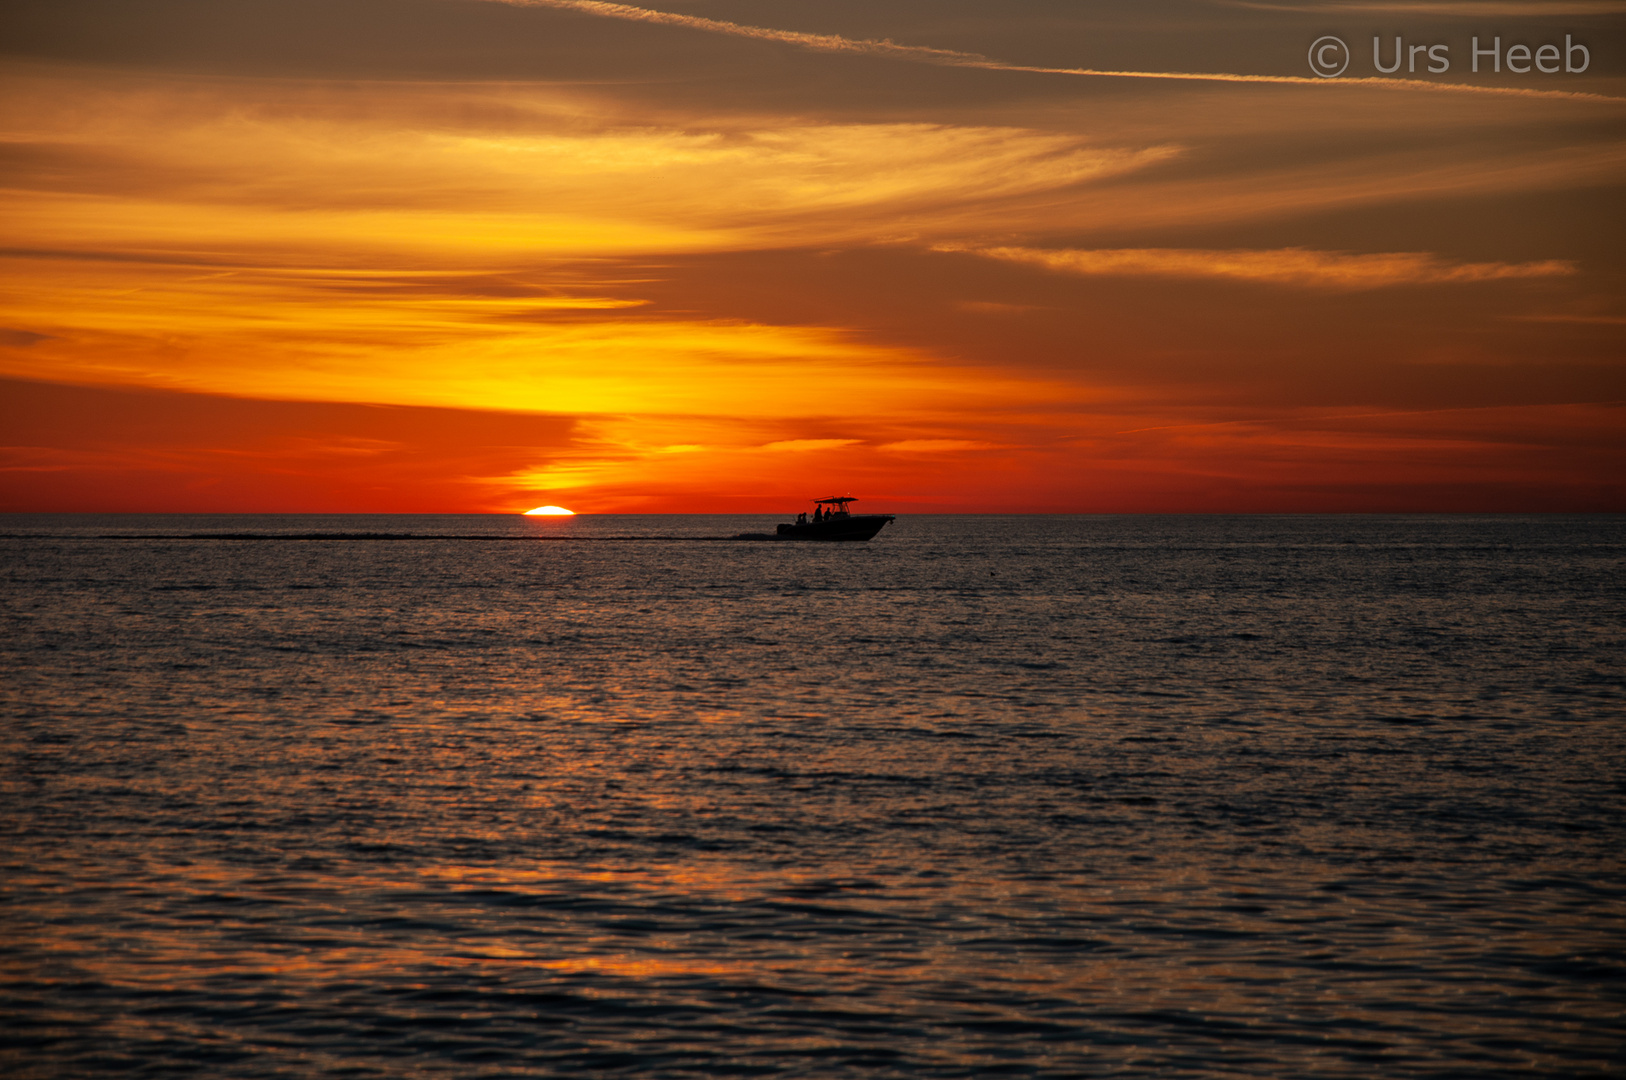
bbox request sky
[1,0,1622,513]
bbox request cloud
[0,71,1169,256]
[763,439,864,452]
[0,249,1076,422]
[0,328,54,347]
[956,301,1043,315]
[7,66,1613,280]
[0,375,580,512]
[940,245,1577,290]
[879,439,997,453]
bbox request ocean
[2,513,1622,1077]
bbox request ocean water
[1,513,1622,1078]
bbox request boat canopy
[814,495,858,506]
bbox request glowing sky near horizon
[0,0,1621,512]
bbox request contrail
[489,0,1621,101]
[491,0,986,64]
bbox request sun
[523,505,576,516]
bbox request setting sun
[524,505,576,516]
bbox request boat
[772,495,895,541]
[732,495,895,541]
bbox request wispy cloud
[763,438,863,452]
[879,439,998,453]
[939,245,1577,289]
[0,245,1079,423]
[0,72,1166,256]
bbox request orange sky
[1,0,1622,512]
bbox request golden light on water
[524,506,576,516]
